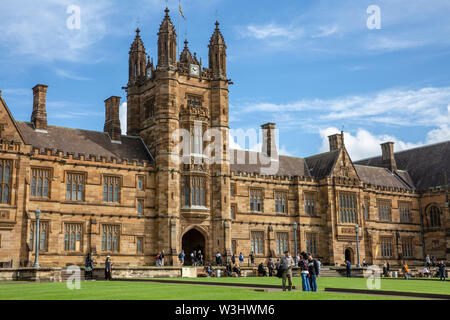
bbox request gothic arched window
[429,206,441,227]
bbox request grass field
[154,276,450,295]
[0,276,447,300]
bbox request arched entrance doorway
[182,228,206,265]
[345,248,354,263]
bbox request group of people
[155,250,165,266]
[278,251,320,292]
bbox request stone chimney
[328,131,344,151]
[104,96,122,142]
[31,84,48,131]
[261,123,278,159]
[381,142,397,172]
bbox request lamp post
[355,225,360,268]
[293,222,298,265]
[33,209,41,268]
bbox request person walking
[267,258,275,277]
[425,255,431,267]
[299,252,310,292]
[160,250,165,266]
[85,253,94,280]
[402,261,411,280]
[346,260,352,278]
[178,250,185,266]
[316,258,321,277]
[239,252,244,265]
[231,253,236,265]
[197,250,204,266]
[279,250,295,291]
[190,251,195,266]
[382,261,388,277]
[307,253,319,292]
[105,256,112,281]
[431,256,436,267]
[215,252,222,266]
[249,251,255,266]
[438,261,446,281]
[226,260,233,277]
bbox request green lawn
[0,280,417,300]
[154,276,450,295]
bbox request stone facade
[0,8,448,269]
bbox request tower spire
[208,20,227,80]
[128,28,147,85]
[157,7,177,69]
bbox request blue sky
[0,0,449,160]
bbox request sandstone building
[0,8,448,268]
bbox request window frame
[338,192,358,224]
[0,159,12,204]
[64,223,83,252]
[65,172,86,202]
[304,192,316,217]
[101,224,120,253]
[377,199,392,222]
[250,230,264,255]
[30,167,52,199]
[30,220,49,252]
[276,232,289,256]
[103,175,121,203]
[249,189,263,213]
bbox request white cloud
[0,0,113,62]
[319,124,450,161]
[311,25,338,38]
[318,127,424,161]
[240,23,301,40]
[237,86,450,128]
[55,69,91,81]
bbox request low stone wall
[0,266,445,282]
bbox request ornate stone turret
[129,28,147,85]
[208,21,227,80]
[179,39,193,65]
[157,8,177,69]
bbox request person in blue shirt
[346,260,352,278]
[105,256,112,280]
[178,250,185,266]
[239,252,244,264]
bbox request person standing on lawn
[267,258,275,277]
[299,252,310,292]
[438,261,446,281]
[280,250,295,291]
[85,253,94,280]
[159,250,165,266]
[307,253,319,292]
[105,256,112,280]
[346,260,352,278]
[239,252,244,265]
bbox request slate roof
[354,165,412,190]
[355,141,450,191]
[229,149,309,177]
[304,150,340,178]
[17,121,153,163]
